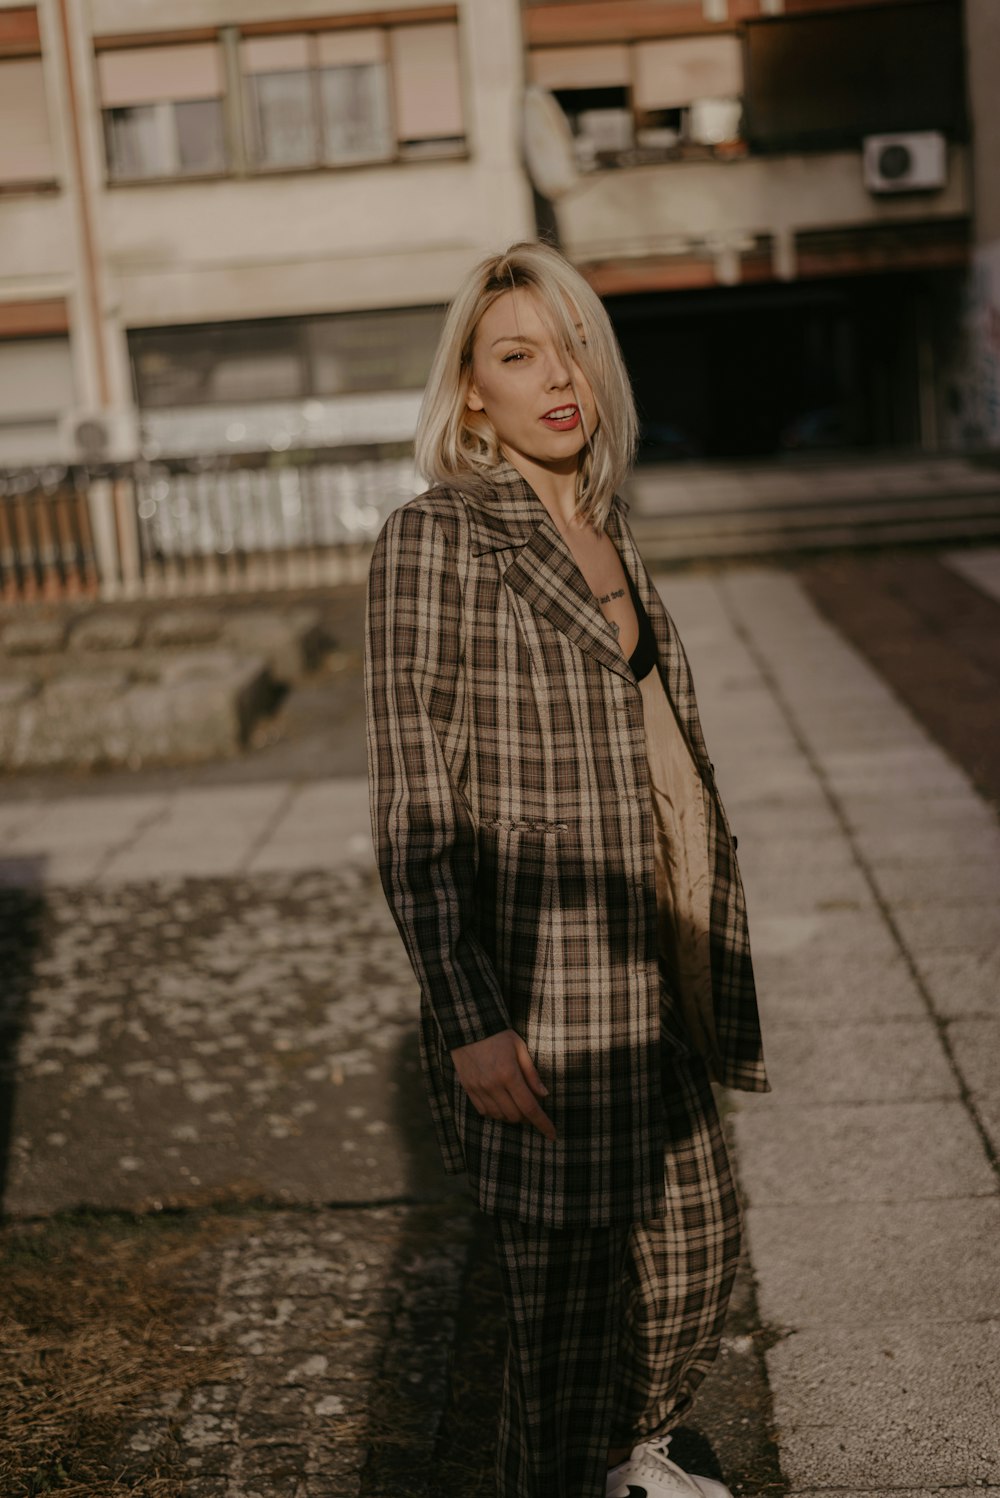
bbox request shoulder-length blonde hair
[415,241,638,531]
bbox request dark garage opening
[606,270,964,461]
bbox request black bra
[625,570,657,681]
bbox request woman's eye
[502,350,528,363]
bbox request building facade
[523,0,984,456]
[0,0,997,484]
[0,0,533,470]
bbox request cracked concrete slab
[746,1197,1000,1327]
[766,1322,1000,1489]
[733,1099,996,1205]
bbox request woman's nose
[545,354,572,388]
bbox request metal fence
[0,469,100,602]
[0,454,417,602]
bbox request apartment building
[1,0,997,481]
[523,0,996,455]
[0,0,534,469]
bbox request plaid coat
[365,458,768,1228]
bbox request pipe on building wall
[53,0,111,408]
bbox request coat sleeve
[364,501,512,1052]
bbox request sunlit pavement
[1,545,998,1496]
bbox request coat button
[733,834,739,850]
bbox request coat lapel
[463,461,634,683]
[460,457,715,769]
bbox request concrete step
[631,491,1000,561]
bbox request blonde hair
[415,241,638,531]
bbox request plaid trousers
[490,1037,741,1498]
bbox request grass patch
[0,1211,237,1497]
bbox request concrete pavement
[1,547,998,1495]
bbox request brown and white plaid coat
[365,459,768,1229]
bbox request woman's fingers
[513,1035,549,1098]
[452,1029,556,1139]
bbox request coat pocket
[474,820,563,1021]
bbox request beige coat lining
[637,666,722,1070]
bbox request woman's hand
[450,1029,556,1142]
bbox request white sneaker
[605,1435,733,1498]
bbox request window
[0,56,56,184]
[243,30,394,169]
[390,23,464,157]
[317,29,392,165]
[98,18,465,183]
[0,335,75,466]
[130,306,445,410]
[0,9,55,187]
[529,36,746,163]
[98,42,226,181]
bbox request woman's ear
[466,378,485,414]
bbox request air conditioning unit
[59,407,141,465]
[863,132,947,193]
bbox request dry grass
[0,1212,237,1497]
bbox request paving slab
[732,1100,996,1206]
[751,947,927,1024]
[911,950,1000,1020]
[746,1197,1000,1327]
[6,790,168,851]
[792,1490,1000,1497]
[889,900,1000,958]
[749,907,900,967]
[766,1322,1000,1488]
[740,861,875,915]
[946,543,1000,604]
[870,858,1000,905]
[946,1020,1000,1154]
[100,783,289,880]
[757,1020,956,1103]
[247,776,374,874]
[0,867,447,1217]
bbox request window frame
[96,15,468,188]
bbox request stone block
[1,671,130,770]
[1,617,68,655]
[70,612,144,652]
[119,657,272,764]
[145,608,221,647]
[222,607,324,683]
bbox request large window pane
[131,309,444,410]
[175,98,226,173]
[247,70,318,167]
[307,307,444,395]
[132,322,307,407]
[320,64,392,163]
[104,102,175,180]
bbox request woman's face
[465,288,598,472]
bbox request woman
[365,241,768,1498]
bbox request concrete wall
[0,0,534,462]
[556,147,972,280]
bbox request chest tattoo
[596,586,626,605]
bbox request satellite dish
[523,85,580,201]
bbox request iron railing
[0,452,417,601]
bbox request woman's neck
[499,445,586,533]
